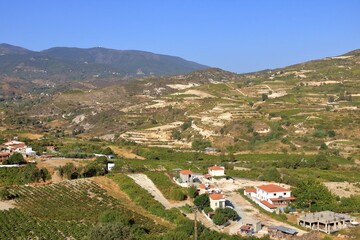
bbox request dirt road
[128,173,187,209]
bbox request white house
[245,184,296,212]
[208,166,225,176]
[255,184,295,205]
[209,194,226,210]
[198,184,215,194]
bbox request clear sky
[1,0,359,73]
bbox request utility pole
[194,206,198,240]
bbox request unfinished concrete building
[297,211,354,234]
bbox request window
[274,193,277,196]
[284,193,287,196]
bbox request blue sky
[1,0,359,73]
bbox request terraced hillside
[1,50,359,158]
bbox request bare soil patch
[0,200,15,210]
[107,145,145,160]
[324,182,360,197]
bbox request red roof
[0,153,10,157]
[199,184,214,189]
[245,188,257,193]
[179,170,193,175]
[240,225,251,229]
[209,194,225,200]
[270,197,296,202]
[208,166,224,170]
[260,200,277,209]
[203,174,212,178]
[256,184,290,193]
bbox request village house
[179,170,195,184]
[297,211,355,234]
[208,165,225,176]
[209,193,226,210]
[0,152,10,163]
[244,184,295,212]
[239,219,262,234]
[3,140,36,157]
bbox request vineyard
[0,208,89,239]
[0,179,167,239]
[10,179,120,221]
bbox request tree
[204,207,214,215]
[191,140,211,151]
[215,208,239,221]
[172,131,181,140]
[319,142,328,150]
[193,194,210,210]
[21,164,41,183]
[315,155,331,170]
[188,185,198,199]
[212,213,227,225]
[328,130,336,137]
[292,179,336,211]
[262,94,268,101]
[102,147,114,155]
[40,168,51,182]
[3,152,26,165]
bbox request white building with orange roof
[208,165,225,176]
[244,184,296,212]
[209,193,226,210]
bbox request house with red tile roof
[209,193,225,210]
[244,184,296,212]
[208,165,225,176]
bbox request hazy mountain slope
[42,47,209,76]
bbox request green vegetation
[110,174,185,223]
[193,194,210,210]
[144,171,186,201]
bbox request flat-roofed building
[297,211,354,234]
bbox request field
[0,179,168,240]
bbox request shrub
[170,189,186,201]
[203,207,214,215]
[212,213,227,225]
[188,185,198,199]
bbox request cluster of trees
[56,157,108,179]
[313,129,336,138]
[192,140,212,151]
[0,164,50,185]
[2,153,26,165]
[292,178,360,213]
[276,155,331,170]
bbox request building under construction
[297,211,354,234]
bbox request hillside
[1,49,360,157]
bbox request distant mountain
[42,47,209,76]
[0,43,208,80]
[0,43,32,55]
[0,43,209,97]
